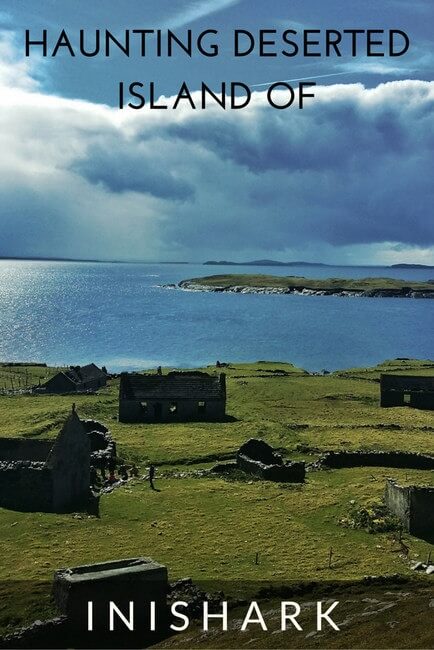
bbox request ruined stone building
[237,438,305,482]
[380,374,434,409]
[0,410,90,512]
[119,371,226,422]
[42,363,107,394]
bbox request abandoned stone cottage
[0,410,90,512]
[380,374,434,409]
[42,363,107,394]
[119,371,226,422]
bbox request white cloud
[1,32,434,264]
[0,31,40,91]
[165,0,242,28]
[338,61,407,76]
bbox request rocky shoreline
[171,281,434,299]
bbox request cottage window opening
[169,402,178,414]
[403,393,411,404]
[140,401,148,412]
[198,400,206,413]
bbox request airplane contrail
[251,71,356,88]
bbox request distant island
[175,274,434,299]
[204,259,328,267]
[0,256,190,265]
[390,263,434,269]
[204,260,434,269]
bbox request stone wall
[0,463,53,511]
[119,397,226,423]
[314,450,434,471]
[0,439,54,462]
[385,479,434,538]
[0,616,69,649]
[237,439,305,482]
[384,479,411,529]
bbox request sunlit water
[0,260,432,372]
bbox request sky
[0,0,434,264]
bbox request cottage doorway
[153,403,163,420]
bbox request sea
[0,260,432,373]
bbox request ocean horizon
[0,259,432,373]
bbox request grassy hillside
[0,363,61,392]
[0,359,433,637]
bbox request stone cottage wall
[385,479,434,538]
[119,398,226,423]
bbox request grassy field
[0,363,61,392]
[180,274,434,293]
[0,359,433,639]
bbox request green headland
[177,274,434,298]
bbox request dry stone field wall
[311,450,434,471]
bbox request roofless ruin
[119,371,226,423]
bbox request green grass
[180,274,434,292]
[0,359,433,637]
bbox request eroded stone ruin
[81,419,116,468]
[237,438,305,482]
[0,412,115,513]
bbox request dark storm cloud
[124,82,434,251]
[74,143,195,201]
[1,43,434,262]
[161,87,418,173]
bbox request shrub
[339,500,401,534]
